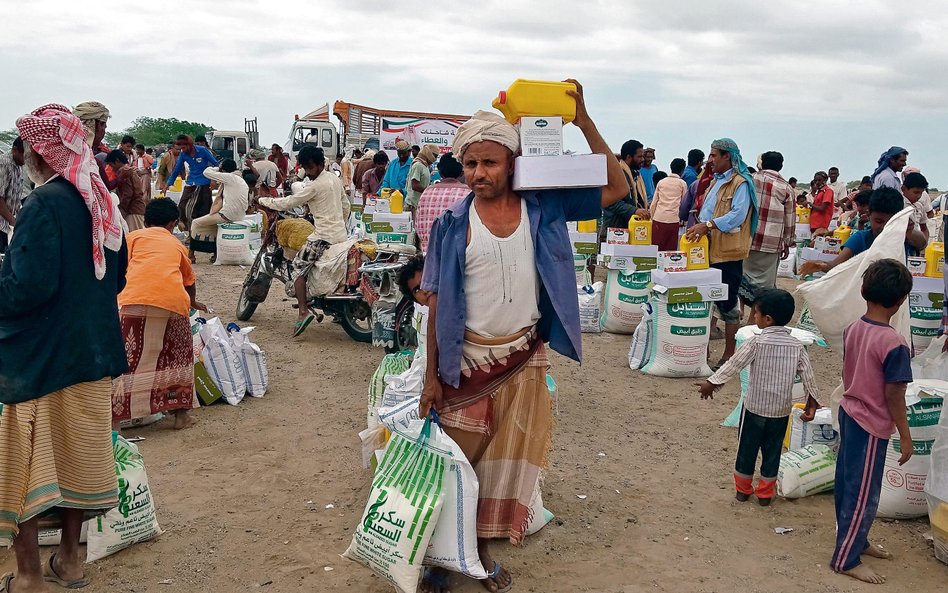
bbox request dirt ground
[2,265,946,593]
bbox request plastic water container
[931,500,948,564]
[576,219,597,233]
[492,79,577,124]
[679,234,709,270]
[925,242,944,278]
[628,215,651,245]
[796,205,810,224]
[833,226,852,243]
[389,190,404,214]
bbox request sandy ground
[2,265,946,593]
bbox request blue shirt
[379,157,412,195]
[422,188,602,387]
[697,169,751,233]
[166,146,219,187]
[843,229,874,255]
[682,166,699,186]
[641,164,658,202]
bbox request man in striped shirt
[698,288,820,505]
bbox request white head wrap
[452,110,520,160]
[72,101,110,147]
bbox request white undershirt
[464,200,540,338]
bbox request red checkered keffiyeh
[16,103,123,279]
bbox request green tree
[106,117,214,147]
[0,129,17,145]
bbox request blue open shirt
[422,188,602,388]
[697,169,751,232]
[166,146,219,187]
[379,157,412,195]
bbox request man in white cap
[417,80,629,593]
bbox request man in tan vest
[684,138,759,368]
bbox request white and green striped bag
[344,417,448,593]
[367,352,413,429]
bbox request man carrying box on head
[685,138,759,369]
[418,80,629,593]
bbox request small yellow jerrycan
[491,79,577,124]
[679,234,709,270]
[833,225,852,243]
[925,242,944,278]
[388,190,404,214]
[628,215,651,245]
[576,219,597,233]
[796,205,810,225]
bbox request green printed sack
[86,435,162,561]
[367,352,413,429]
[344,418,448,593]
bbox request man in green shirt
[406,143,439,212]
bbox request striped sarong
[440,332,551,545]
[0,378,118,546]
[112,305,194,422]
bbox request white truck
[207,118,259,163]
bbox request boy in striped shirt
[697,288,820,506]
[831,259,913,585]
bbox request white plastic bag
[86,436,162,561]
[600,269,650,334]
[777,252,795,279]
[797,207,914,352]
[367,352,413,429]
[777,444,836,499]
[215,220,255,265]
[912,336,948,381]
[878,389,944,519]
[198,318,246,405]
[627,303,652,370]
[228,326,268,397]
[578,283,603,333]
[926,386,948,564]
[788,407,837,450]
[640,294,712,378]
[344,418,448,593]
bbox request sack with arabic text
[343,417,448,593]
[85,435,162,562]
[640,293,712,378]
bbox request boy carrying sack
[697,289,819,505]
[831,259,914,585]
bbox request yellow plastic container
[576,219,597,233]
[783,403,807,448]
[492,79,577,124]
[379,188,393,200]
[796,205,811,225]
[932,501,948,564]
[628,215,651,245]
[833,226,852,243]
[389,190,404,214]
[925,242,944,278]
[679,234,709,270]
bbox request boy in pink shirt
[832,259,914,585]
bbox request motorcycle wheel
[386,300,417,354]
[339,299,373,343]
[236,250,272,321]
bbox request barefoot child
[831,259,914,585]
[697,288,819,505]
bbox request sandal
[44,553,91,589]
[0,574,13,593]
[483,561,513,593]
[293,313,315,337]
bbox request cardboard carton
[650,268,723,288]
[606,228,630,244]
[652,283,730,304]
[519,116,563,156]
[599,243,659,258]
[799,247,837,263]
[657,251,687,272]
[512,154,607,191]
[569,231,599,255]
[597,255,657,271]
[194,360,223,406]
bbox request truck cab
[208,118,259,163]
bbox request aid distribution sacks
[215,220,256,265]
[578,282,603,333]
[344,418,448,593]
[600,269,650,334]
[640,296,712,378]
[777,444,836,499]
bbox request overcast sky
[2,0,946,187]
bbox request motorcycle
[236,209,417,350]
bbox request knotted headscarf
[413,144,440,167]
[710,137,759,234]
[452,111,520,159]
[871,146,907,181]
[72,100,110,146]
[17,103,123,280]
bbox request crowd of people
[0,83,945,593]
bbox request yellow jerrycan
[388,190,404,214]
[796,205,810,225]
[833,225,851,243]
[925,242,944,278]
[679,234,710,270]
[492,79,577,124]
[628,215,651,245]
[576,219,597,233]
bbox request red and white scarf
[16,103,123,279]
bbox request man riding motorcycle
[258,145,349,336]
